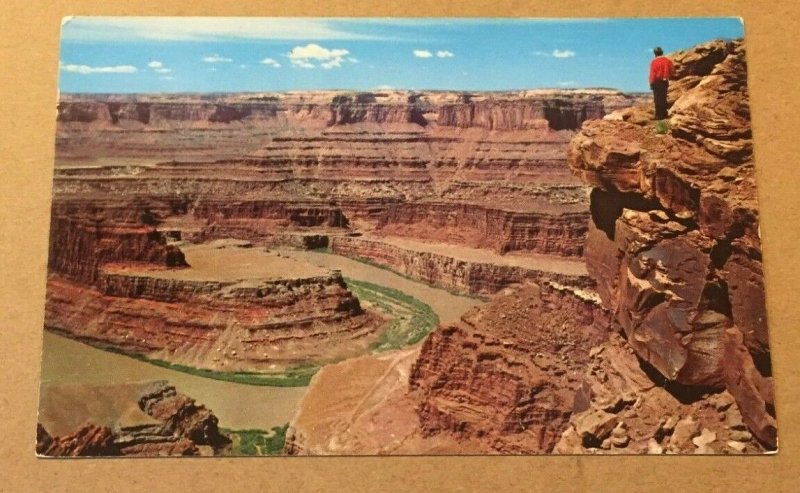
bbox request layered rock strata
[330,235,592,296]
[374,202,588,256]
[408,283,610,453]
[53,90,647,267]
[37,381,230,457]
[45,202,383,372]
[567,38,776,448]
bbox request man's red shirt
[649,56,675,85]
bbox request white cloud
[289,43,348,61]
[61,17,385,42]
[552,49,576,58]
[533,49,576,59]
[436,50,454,58]
[375,84,393,90]
[147,60,172,74]
[413,50,433,58]
[159,76,175,80]
[558,81,577,86]
[292,60,315,69]
[287,43,354,70]
[348,57,359,63]
[203,54,232,63]
[60,63,137,74]
[259,58,281,68]
[240,64,248,68]
[321,59,343,69]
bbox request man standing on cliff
[649,47,675,121]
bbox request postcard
[37,17,775,456]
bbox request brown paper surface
[1,1,798,491]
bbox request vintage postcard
[37,17,775,457]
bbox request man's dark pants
[652,79,669,120]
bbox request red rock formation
[409,283,610,453]
[330,236,592,296]
[567,38,775,448]
[374,202,588,256]
[45,198,383,372]
[554,333,770,454]
[47,201,187,284]
[38,423,121,457]
[38,381,230,457]
[46,269,381,371]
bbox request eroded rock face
[44,199,383,372]
[48,201,188,285]
[37,381,230,457]
[374,202,588,257]
[567,38,775,448]
[554,334,770,454]
[409,283,610,453]
[330,236,592,296]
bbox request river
[39,251,481,431]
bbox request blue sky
[58,17,744,93]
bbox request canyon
[40,38,775,456]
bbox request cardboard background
[1,1,798,491]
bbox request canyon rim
[37,17,776,457]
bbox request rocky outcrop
[330,236,592,296]
[37,381,230,457]
[554,333,769,454]
[568,38,775,448]
[38,423,120,457]
[409,283,610,453]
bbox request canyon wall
[375,202,588,256]
[567,38,776,448]
[330,236,592,296]
[48,201,187,284]
[57,90,643,131]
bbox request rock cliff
[567,38,775,448]
[48,201,187,284]
[330,236,592,296]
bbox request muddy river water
[40,251,481,431]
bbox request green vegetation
[129,357,318,387]
[344,278,439,352]
[61,335,318,387]
[222,425,289,456]
[655,119,670,134]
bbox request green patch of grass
[221,425,289,456]
[655,119,670,134]
[344,278,439,352]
